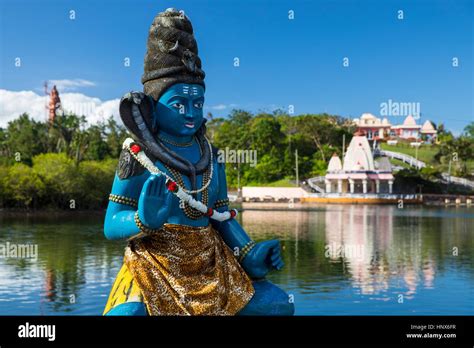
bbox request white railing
[382,150,474,190]
[440,173,474,189]
[307,176,326,193]
[307,192,422,200]
[378,150,426,169]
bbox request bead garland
[165,163,210,220]
[164,138,209,219]
[123,137,237,222]
[127,138,213,195]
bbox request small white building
[325,131,394,194]
[391,115,421,139]
[353,113,391,140]
[420,120,437,141]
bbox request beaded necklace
[158,135,194,147]
[163,141,210,220]
[123,137,236,222]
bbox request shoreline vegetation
[0,195,473,218]
[0,110,473,210]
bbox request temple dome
[421,120,435,132]
[403,115,417,126]
[343,135,375,171]
[360,113,377,125]
[327,154,342,172]
[360,113,376,120]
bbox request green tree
[463,122,474,140]
[78,123,108,162]
[295,115,344,163]
[77,159,116,209]
[32,153,80,208]
[3,163,45,208]
[4,113,48,165]
[249,115,284,153]
[51,113,87,156]
[105,117,128,158]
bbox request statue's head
[142,8,206,137]
[154,83,205,137]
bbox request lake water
[0,205,473,315]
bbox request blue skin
[104,83,294,315]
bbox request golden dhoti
[104,223,254,315]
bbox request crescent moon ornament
[158,39,179,53]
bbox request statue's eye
[194,102,203,109]
[172,103,184,109]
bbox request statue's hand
[138,175,173,229]
[241,240,284,279]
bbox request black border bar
[0,315,472,346]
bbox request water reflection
[0,206,473,315]
[0,214,123,315]
[242,205,474,314]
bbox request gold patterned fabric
[123,223,254,315]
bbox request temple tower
[48,85,61,123]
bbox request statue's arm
[210,162,252,247]
[104,172,149,240]
[211,162,284,279]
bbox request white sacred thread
[123,137,213,194]
[123,138,236,222]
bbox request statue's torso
[116,140,222,228]
[154,141,220,227]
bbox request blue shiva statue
[103,8,294,316]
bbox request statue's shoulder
[210,143,220,158]
[210,143,227,171]
[117,148,145,180]
[117,144,155,180]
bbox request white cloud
[210,104,227,110]
[205,103,239,111]
[48,79,96,91]
[0,89,120,127]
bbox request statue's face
[154,83,205,137]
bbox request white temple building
[325,131,395,194]
[353,113,437,141]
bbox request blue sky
[0,0,472,133]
